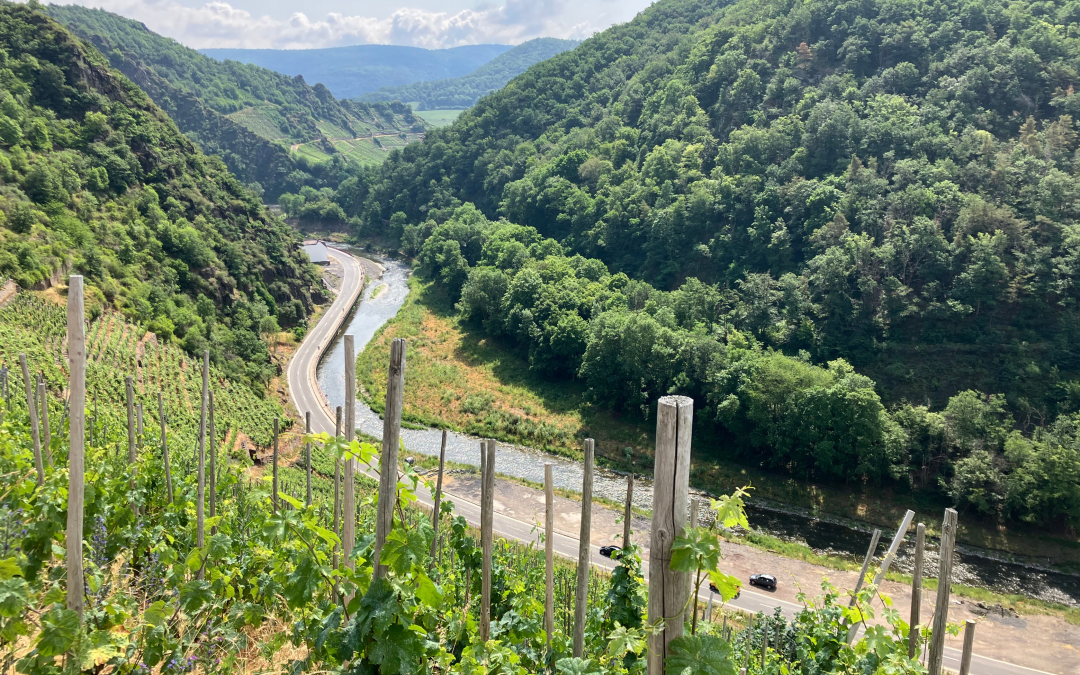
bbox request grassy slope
[414,109,465,128]
[355,277,1080,564]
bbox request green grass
[413,109,465,127]
[227,104,290,142]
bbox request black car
[749,573,777,590]
[599,545,621,559]
[708,582,740,599]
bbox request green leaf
[354,577,399,641]
[0,578,28,618]
[711,486,752,531]
[706,570,742,602]
[670,527,722,574]
[414,572,442,607]
[368,622,424,675]
[208,533,232,561]
[607,624,646,658]
[279,492,303,510]
[555,657,603,675]
[665,635,735,675]
[282,552,322,609]
[37,607,80,657]
[178,580,214,613]
[0,557,22,580]
[143,601,168,627]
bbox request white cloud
[55,0,604,49]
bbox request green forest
[360,38,580,110]
[324,0,1080,530]
[45,4,426,197]
[0,2,318,388]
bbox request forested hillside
[334,0,1080,528]
[201,43,512,99]
[0,2,317,387]
[360,38,579,110]
[47,4,425,196]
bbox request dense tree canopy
[331,0,1080,528]
[0,2,320,388]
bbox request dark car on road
[749,573,777,590]
[599,545,621,559]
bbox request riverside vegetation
[328,0,1080,534]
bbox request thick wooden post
[19,354,43,486]
[343,336,356,575]
[545,462,555,648]
[208,391,216,532]
[66,276,86,617]
[849,529,881,606]
[573,438,595,657]
[38,381,52,466]
[686,497,699,624]
[928,508,958,675]
[873,510,915,587]
[333,405,342,568]
[647,396,694,675]
[908,523,925,658]
[430,429,447,558]
[374,338,405,577]
[158,392,173,503]
[958,619,976,675]
[272,417,280,513]
[305,411,312,507]
[126,376,136,465]
[197,350,208,557]
[480,440,495,642]
[623,473,634,550]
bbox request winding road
[286,248,1052,675]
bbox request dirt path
[434,471,1079,674]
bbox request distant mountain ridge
[359,38,579,109]
[200,44,513,99]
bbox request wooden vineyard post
[908,523,926,658]
[479,440,495,642]
[743,615,753,670]
[623,473,634,550]
[928,508,958,675]
[305,411,312,507]
[958,619,976,675]
[38,381,51,466]
[333,405,342,569]
[19,354,43,486]
[848,529,881,607]
[343,336,356,580]
[647,396,694,675]
[126,377,136,465]
[847,510,916,644]
[573,438,595,657]
[196,350,208,566]
[686,497,699,625]
[209,392,216,533]
[374,338,405,577]
[430,429,447,559]
[272,418,280,513]
[158,392,173,503]
[66,275,86,617]
[545,462,554,650]
[137,403,143,449]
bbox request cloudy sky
[53,0,655,49]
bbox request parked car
[708,582,740,599]
[599,545,621,559]
[749,573,777,590]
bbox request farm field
[413,108,465,127]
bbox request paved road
[286,249,1051,675]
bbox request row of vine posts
[43,275,979,673]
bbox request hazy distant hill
[359,38,578,109]
[200,44,513,99]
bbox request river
[315,256,1080,607]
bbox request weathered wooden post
[126,376,136,465]
[743,615,753,669]
[305,411,312,507]
[272,417,280,512]
[908,523,925,658]
[66,276,86,617]
[37,381,51,465]
[333,404,342,569]
[761,623,768,669]
[374,338,405,577]
[545,462,555,649]
[573,438,595,657]
[430,429,447,558]
[136,402,143,449]
[685,497,700,625]
[19,354,43,486]
[847,510,916,643]
[928,508,958,675]
[343,336,356,577]
[958,619,976,675]
[849,529,881,606]
[158,392,173,503]
[480,440,495,642]
[208,391,216,533]
[197,350,209,562]
[647,396,694,675]
[623,473,634,549]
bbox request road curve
[286,248,1050,675]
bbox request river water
[315,256,1080,607]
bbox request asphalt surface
[286,248,1052,675]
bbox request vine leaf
[36,606,80,657]
[665,634,736,675]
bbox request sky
[53,0,655,50]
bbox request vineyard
[0,286,963,675]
